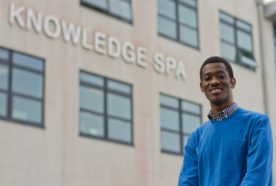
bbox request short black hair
[200,56,234,81]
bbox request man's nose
[210,77,220,86]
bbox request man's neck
[211,101,234,114]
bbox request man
[178,56,273,186]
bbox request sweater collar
[208,103,238,121]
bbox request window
[0,47,45,127]
[220,11,255,69]
[157,0,199,48]
[273,25,276,63]
[79,71,133,144]
[81,0,133,24]
[160,94,201,155]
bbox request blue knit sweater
[178,107,273,186]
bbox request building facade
[0,0,276,185]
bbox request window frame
[157,0,200,49]
[0,46,45,128]
[79,70,133,146]
[80,0,133,24]
[160,93,202,155]
[219,10,256,70]
[273,24,276,63]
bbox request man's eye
[204,76,211,81]
[218,75,225,79]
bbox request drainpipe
[256,0,269,114]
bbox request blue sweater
[178,108,273,186]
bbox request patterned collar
[208,103,238,121]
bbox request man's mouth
[210,88,223,94]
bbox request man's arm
[240,116,273,186]
[178,133,199,186]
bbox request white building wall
[0,0,275,185]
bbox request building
[0,0,276,185]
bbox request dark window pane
[108,118,131,142]
[160,108,179,130]
[237,30,252,52]
[158,17,177,39]
[178,5,197,28]
[237,20,251,32]
[220,11,255,69]
[161,131,180,153]
[109,0,132,21]
[240,55,256,67]
[0,64,9,90]
[0,93,7,117]
[181,101,200,114]
[80,86,104,113]
[158,0,176,19]
[221,42,236,62]
[12,68,43,98]
[80,72,104,87]
[220,12,234,24]
[12,53,43,71]
[82,0,108,10]
[80,112,104,137]
[157,0,198,49]
[79,71,132,144]
[220,23,235,44]
[179,0,197,8]
[160,94,178,108]
[160,94,201,154]
[274,25,276,62]
[107,80,131,94]
[179,25,198,47]
[12,96,42,124]
[182,113,201,133]
[238,49,255,67]
[0,48,9,61]
[274,43,276,62]
[107,93,131,119]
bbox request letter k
[9,3,25,28]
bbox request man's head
[200,56,236,108]
[200,56,234,81]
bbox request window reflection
[160,94,201,154]
[108,118,131,142]
[107,93,131,119]
[79,71,132,144]
[0,93,7,117]
[12,68,43,98]
[0,48,44,126]
[81,0,133,23]
[0,64,9,91]
[80,112,104,137]
[158,0,199,48]
[12,96,42,124]
[220,11,255,69]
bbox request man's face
[200,62,236,106]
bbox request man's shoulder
[236,108,271,130]
[190,121,210,139]
[186,122,211,148]
[237,107,269,121]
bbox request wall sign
[9,2,188,80]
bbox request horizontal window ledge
[0,117,44,129]
[79,132,134,146]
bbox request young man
[178,56,273,186]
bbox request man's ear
[231,78,236,89]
